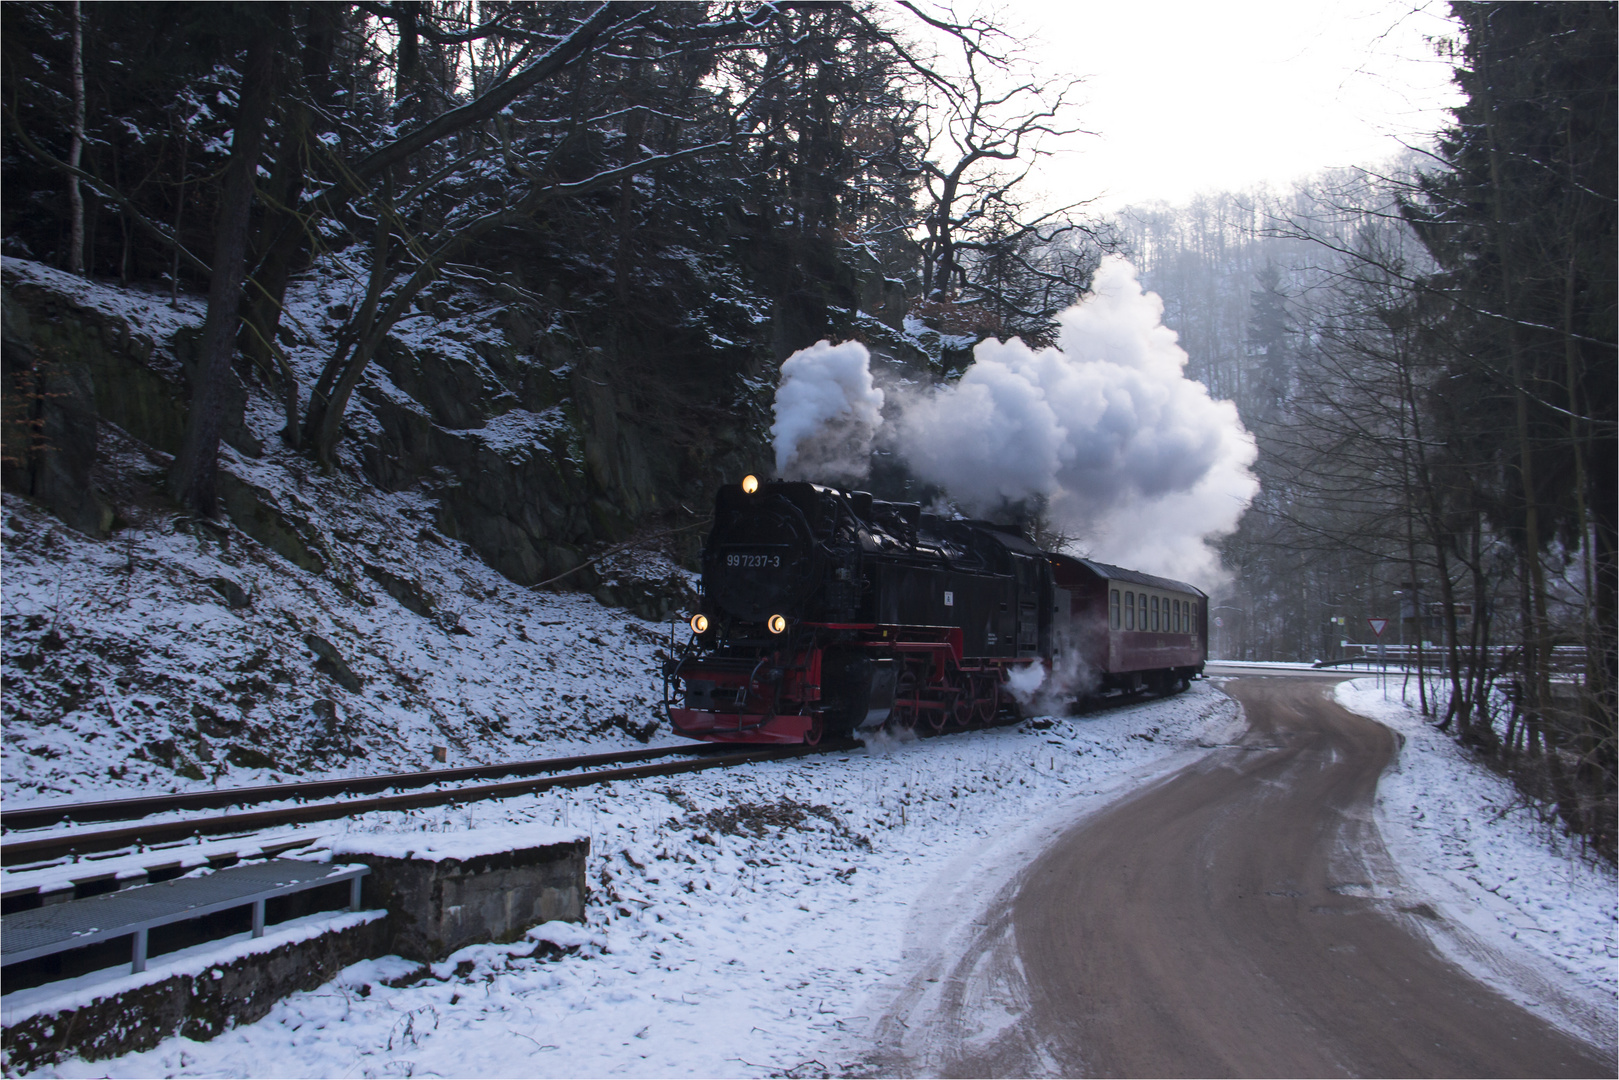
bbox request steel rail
[1,744,728,834]
[2,741,858,868]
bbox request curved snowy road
[877,678,1614,1077]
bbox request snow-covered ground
[1340,677,1618,1047]
[14,685,1240,1079]
[6,253,1250,1075]
[7,672,1614,1076]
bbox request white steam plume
[771,340,885,483]
[894,256,1258,583]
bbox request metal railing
[1314,644,1587,677]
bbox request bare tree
[911,16,1089,313]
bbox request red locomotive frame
[667,623,1022,745]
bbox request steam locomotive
[665,477,1207,745]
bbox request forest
[1,2,1613,856]
[1122,3,1615,856]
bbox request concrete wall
[2,914,388,1074]
[357,838,589,962]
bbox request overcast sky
[976,0,1465,213]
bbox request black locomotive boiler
[665,477,1208,745]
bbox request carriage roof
[1052,554,1206,598]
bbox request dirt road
[877,678,1615,1077]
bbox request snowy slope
[1,488,681,804]
[3,253,691,805]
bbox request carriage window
[1124,591,1134,630]
[1110,589,1121,629]
[1173,598,1181,632]
[1139,593,1148,632]
[1190,602,1197,629]
[1151,595,1159,631]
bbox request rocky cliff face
[1,234,915,607]
[0,256,728,617]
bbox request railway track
[2,743,744,834]
[2,681,1191,870]
[1,739,859,868]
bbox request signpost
[1368,618,1389,690]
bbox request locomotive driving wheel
[972,672,1000,724]
[930,686,956,732]
[939,669,971,729]
[953,676,974,728]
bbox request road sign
[1368,618,1389,637]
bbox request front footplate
[669,708,815,745]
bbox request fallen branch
[529,518,710,591]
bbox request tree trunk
[239,3,341,448]
[167,28,279,516]
[304,173,396,461]
[67,0,85,275]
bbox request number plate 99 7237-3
[726,552,781,568]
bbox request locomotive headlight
[741,474,760,494]
[767,614,788,635]
[689,613,709,635]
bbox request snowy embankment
[1339,678,1618,1042]
[0,487,684,805]
[22,685,1238,1079]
